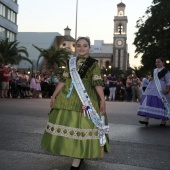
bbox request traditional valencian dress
[41,55,110,159]
[137,67,170,120]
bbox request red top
[0,70,3,82]
[2,70,10,82]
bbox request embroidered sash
[154,69,170,118]
[67,56,97,79]
[69,57,109,146]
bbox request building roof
[64,26,71,31]
[55,36,66,46]
[16,32,61,69]
[117,2,126,7]
[64,35,75,42]
[17,32,61,60]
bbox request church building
[90,1,129,71]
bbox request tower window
[118,23,123,34]
[119,11,123,16]
[62,43,66,47]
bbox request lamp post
[75,0,78,42]
[74,0,78,56]
[109,65,112,74]
[166,60,170,69]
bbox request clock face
[117,40,123,46]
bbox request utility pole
[74,0,78,56]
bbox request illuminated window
[119,11,123,16]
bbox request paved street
[0,98,170,170]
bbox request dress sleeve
[165,71,170,85]
[91,62,103,87]
[59,65,70,83]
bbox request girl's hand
[50,96,55,108]
[149,77,153,81]
[100,100,106,115]
[162,89,169,95]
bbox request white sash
[154,69,170,118]
[69,57,109,146]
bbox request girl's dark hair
[76,37,91,47]
[156,57,165,62]
[31,73,35,78]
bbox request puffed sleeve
[91,62,104,87]
[165,71,170,85]
[59,65,70,83]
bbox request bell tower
[112,1,129,70]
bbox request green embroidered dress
[41,55,110,159]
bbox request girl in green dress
[41,37,110,170]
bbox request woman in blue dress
[138,57,170,126]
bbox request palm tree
[0,38,32,65]
[33,45,71,73]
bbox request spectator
[131,74,141,102]
[49,71,57,85]
[115,80,126,101]
[103,75,110,101]
[1,65,10,98]
[108,74,117,101]
[35,71,42,98]
[0,64,5,97]
[142,75,149,92]
[125,75,132,102]
[29,73,36,97]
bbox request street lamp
[74,0,78,56]
[75,0,78,42]
[108,65,112,74]
[166,60,170,69]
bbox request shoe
[139,120,148,126]
[70,159,83,170]
[160,122,166,127]
[70,166,79,170]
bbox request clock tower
[113,2,129,70]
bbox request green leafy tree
[33,45,71,73]
[0,38,32,65]
[110,67,125,79]
[133,0,170,72]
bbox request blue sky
[17,0,153,67]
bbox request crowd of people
[0,63,152,102]
[1,37,170,169]
[0,63,60,99]
[102,73,151,102]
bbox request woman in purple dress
[138,58,170,126]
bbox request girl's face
[76,39,90,56]
[155,59,164,68]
